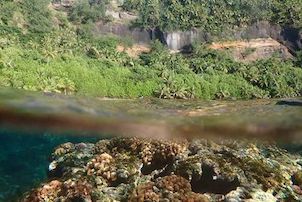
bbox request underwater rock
[129,175,209,202]
[23,180,62,202]
[22,137,302,201]
[248,189,277,202]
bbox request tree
[69,0,107,24]
[137,0,161,30]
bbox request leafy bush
[240,58,302,97]
[295,51,302,67]
[190,45,243,74]
[122,0,143,12]
[123,0,302,32]
[21,0,53,33]
[200,73,268,99]
[156,70,195,99]
[0,36,301,100]
[69,0,108,24]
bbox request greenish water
[0,87,302,201]
[0,129,99,201]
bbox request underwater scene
[0,88,302,201]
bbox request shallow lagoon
[0,88,302,201]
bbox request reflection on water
[0,88,301,142]
[0,87,302,201]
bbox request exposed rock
[159,21,301,52]
[50,0,301,53]
[22,137,302,201]
[209,38,293,62]
[95,22,152,44]
[247,190,277,202]
[225,187,248,202]
[95,17,301,55]
[163,29,203,50]
[116,44,150,58]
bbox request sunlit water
[0,87,302,201]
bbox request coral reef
[22,137,302,201]
[129,175,209,202]
[86,153,116,181]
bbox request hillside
[0,0,301,100]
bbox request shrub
[69,0,108,24]
[241,58,302,97]
[295,51,302,67]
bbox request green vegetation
[69,0,109,24]
[1,33,301,99]
[0,0,301,100]
[123,0,302,32]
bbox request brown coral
[130,175,209,202]
[61,179,93,201]
[293,170,302,187]
[181,193,210,202]
[93,139,110,154]
[156,175,191,193]
[86,153,117,183]
[53,142,74,157]
[129,182,160,202]
[138,139,188,165]
[22,137,302,201]
[22,180,62,202]
[108,137,188,166]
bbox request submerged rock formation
[22,137,302,201]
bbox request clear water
[0,129,99,201]
[0,87,302,201]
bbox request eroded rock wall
[95,20,301,54]
[51,1,301,53]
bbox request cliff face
[95,22,152,44]
[95,19,301,55]
[156,21,301,53]
[51,1,301,54]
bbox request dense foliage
[69,0,109,24]
[0,0,53,34]
[0,0,301,100]
[123,0,302,32]
[1,31,301,100]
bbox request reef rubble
[22,137,302,201]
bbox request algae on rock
[22,137,302,201]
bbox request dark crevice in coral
[154,164,174,179]
[141,162,168,175]
[67,196,86,202]
[191,164,240,195]
[111,178,128,187]
[48,166,64,179]
[291,172,302,187]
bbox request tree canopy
[123,0,302,31]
